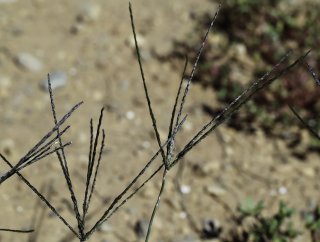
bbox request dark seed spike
[86,129,106,216]
[55,150,84,237]
[17,101,82,168]
[0,161,20,184]
[166,56,189,165]
[175,4,221,129]
[84,108,104,220]
[83,118,94,220]
[18,142,72,171]
[24,125,70,163]
[47,74,84,236]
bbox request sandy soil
[0,1,319,242]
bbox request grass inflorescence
[0,2,316,241]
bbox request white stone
[126,110,135,120]
[41,71,67,90]
[180,185,191,194]
[278,186,287,195]
[16,53,43,72]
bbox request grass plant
[0,2,313,241]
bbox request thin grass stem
[289,105,320,140]
[129,2,166,165]
[145,168,167,242]
[0,228,34,233]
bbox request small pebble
[77,3,101,23]
[15,53,43,72]
[278,186,287,195]
[180,185,191,194]
[78,132,88,144]
[119,79,129,90]
[16,206,24,213]
[139,186,156,199]
[40,71,67,91]
[179,211,187,219]
[205,185,226,196]
[0,139,15,157]
[127,34,145,48]
[93,90,104,101]
[183,121,193,132]
[0,76,11,98]
[201,161,221,175]
[99,223,113,232]
[302,167,315,178]
[141,141,151,149]
[126,111,135,120]
[70,23,85,34]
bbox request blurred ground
[0,0,319,242]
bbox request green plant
[304,206,320,242]
[228,199,300,242]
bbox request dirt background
[0,0,319,242]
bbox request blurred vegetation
[170,0,320,146]
[225,199,300,242]
[304,205,320,242]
